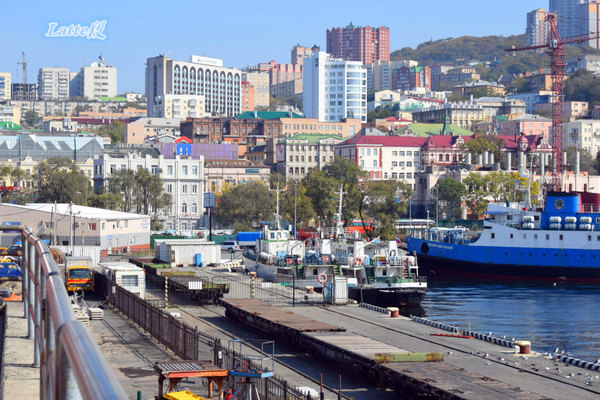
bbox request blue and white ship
[407,191,600,282]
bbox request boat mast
[334,183,346,239]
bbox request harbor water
[421,280,600,362]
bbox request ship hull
[348,286,426,307]
[408,238,600,283]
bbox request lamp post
[432,186,439,227]
[293,180,298,239]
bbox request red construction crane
[505,14,600,191]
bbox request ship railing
[582,204,600,213]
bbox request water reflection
[421,280,600,361]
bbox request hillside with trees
[391,34,600,82]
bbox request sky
[0,0,546,93]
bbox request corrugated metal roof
[5,203,149,220]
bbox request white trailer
[154,239,221,266]
[99,261,146,299]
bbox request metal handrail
[15,225,127,400]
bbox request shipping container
[99,261,146,299]
[154,239,221,266]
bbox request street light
[293,180,298,239]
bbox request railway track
[175,305,358,400]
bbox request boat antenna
[334,183,346,239]
[275,180,281,230]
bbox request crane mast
[506,14,600,191]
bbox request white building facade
[146,55,242,118]
[564,119,600,155]
[334,135,426,188]
[152,94,207,120]
[303,52,367,123]
[94,153,205,230]
[38,67,70,100]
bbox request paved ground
[2,302,39,400]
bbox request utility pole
[293,180,298,239]
[69,202,74,255]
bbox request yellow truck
[64,256,94,293]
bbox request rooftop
[235,111,304,120]
[338,135,427,147]
[279,134,343,144]
[5,203,149,220]
[396,123,474,137]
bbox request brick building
[392,66,432,91]
[326,23,390,64]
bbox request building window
[167,165,173,175]
[167,184,173,193]
[182,185,188,193]
[191,203,197,213]
[151,165,159,174]
[192,185,198,194]
[182,203,187,213]
[182,166,188,175]
[192,166,198,175]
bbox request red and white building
[334,135,426,187]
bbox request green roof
[0,121,22,131]
[396,123,473,137]
[279,134,343,144]
[496,115,509,121]
[235,111,304,120]
[99,96,127,102]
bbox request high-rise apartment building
[366,60,418,92]
[38,67,70,100]
[0,72,11,101]
[70,56,118,99]
[392,66,432,92]
[241,81,255,112]
[326,23,390,64]
[291,45,319,66]
[582,1,600,48]
[241,71,269,108]
[526,9,554,46]
[146,55,242,118]
[549,0,590,39]
[303,51,367,122]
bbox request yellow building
[280,117,362,139]
[0,72,11,101]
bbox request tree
[23,110,40,127]
[281,184,316,232]
[216,181,275,229]
[134,168,172,227]
[363,180,412,240]
[566,146,597,174]
[462,173,489,219]
[323,157,368,228]
[303,170,337,226]
[99,121,125,143]
[88,192,123,210]
[436,178,466,220]
[463,135,506,164]
[367,108,394,122]
[108,169,137,212]
[33,158,90,204]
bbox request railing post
[28,239,36,340]
[33,246,41,367]
[23,235,29,320]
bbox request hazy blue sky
[1,0,545,93]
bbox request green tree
[566,146,597,174]
[303,170,337,226]
[462,173,489,219]
[133,168,172,228]
[281,184,316,232]
[216,181,275,228]
[88,192,123,210]
[463,135,506,164]
[323,157,368,228]
[108,169,137,212]
[363,180,412,240]
[367,108,394,122]
[99,120,125,143]
[23,110,40,127]
[436,178,466,220]
[33,158,90,204]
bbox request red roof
[175,136,193,143]
[339,135,427,147]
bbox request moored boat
[407,191,600,282]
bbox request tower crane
[505,14,600,191]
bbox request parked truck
[237,231,264,247]
[99,262,146,299]
[64,256,94,293]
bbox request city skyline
[1,0,545,93]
